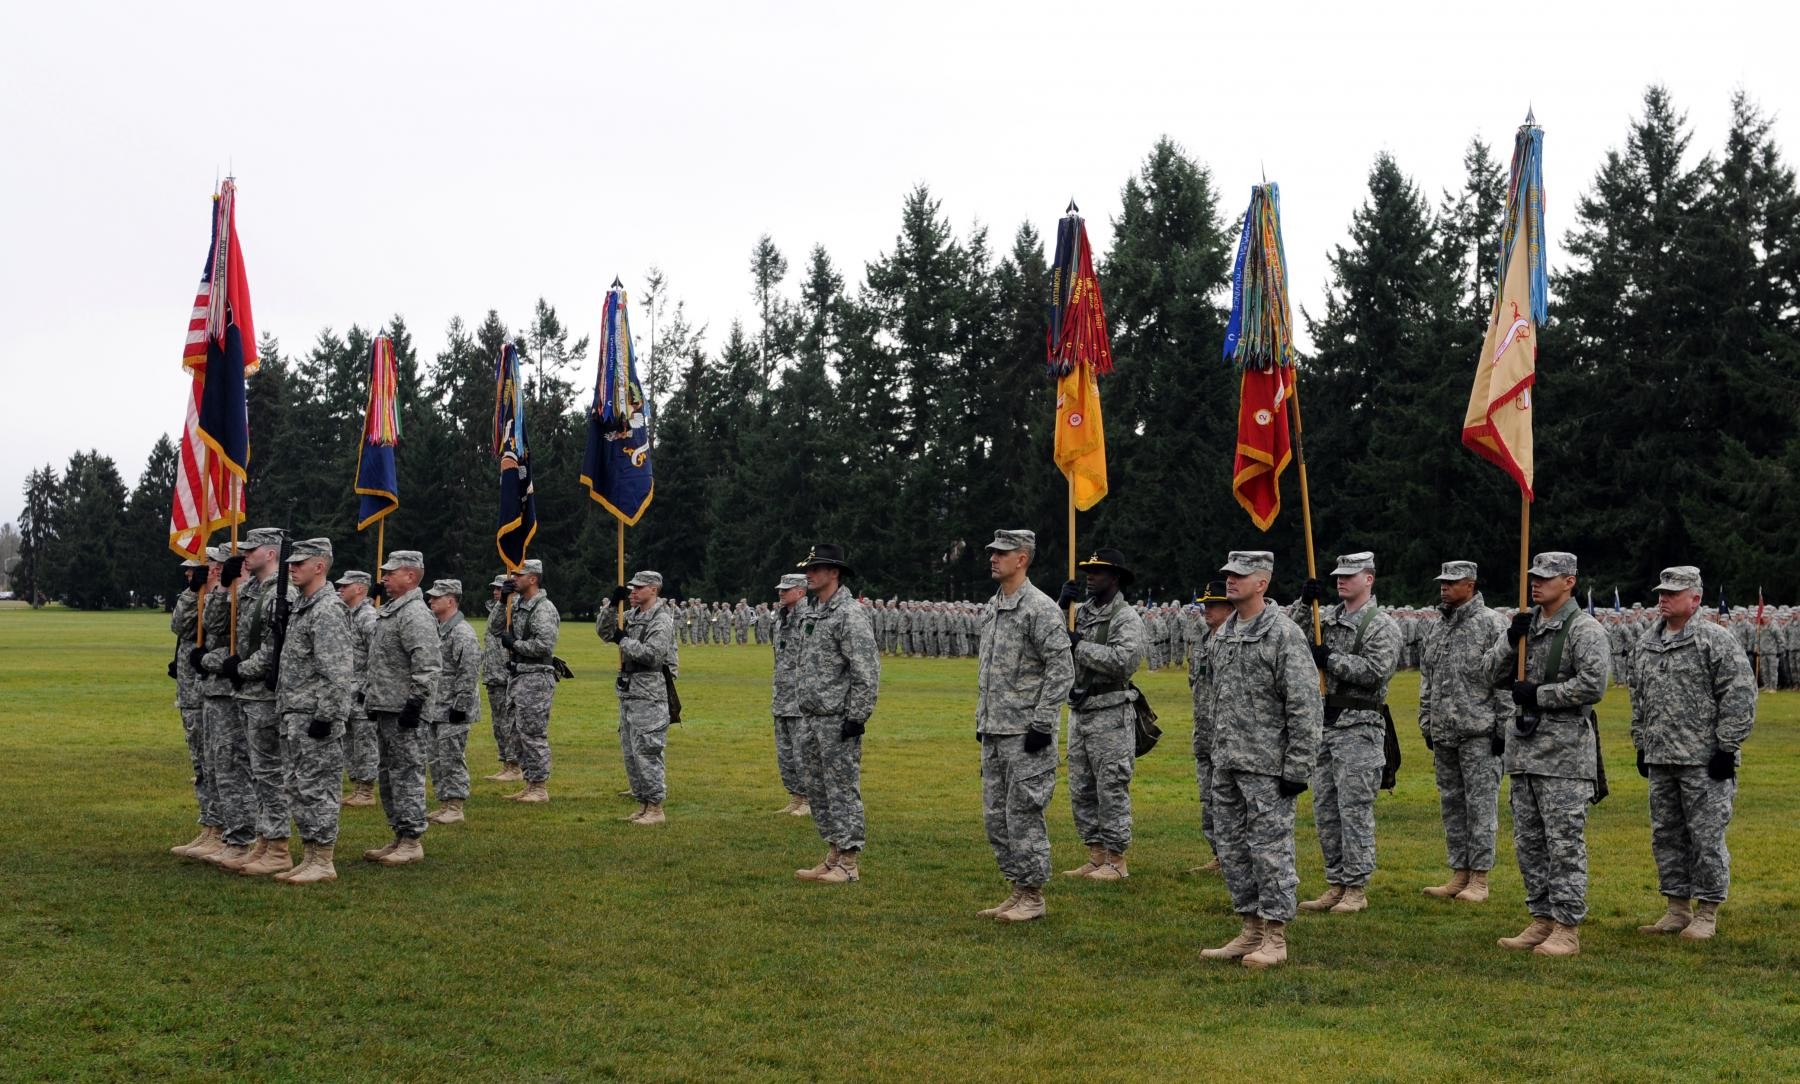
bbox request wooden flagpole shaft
[195,466,209,646]
[617,520,627,623]
[376,519,385,573]
[1286,375,1326,694]
[227,519,239,654]
[1517,496,1530,680]
[1067,477,1077,631]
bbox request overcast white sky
[2,1,1794,524]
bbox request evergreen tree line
[14,86,1798,613]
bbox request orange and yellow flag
[1048,208,1111,510]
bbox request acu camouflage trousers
[773,714,806,796]
[800,714,864,851]
[1313,723,1383,889]
[180,705,217,828]
[242,699,289,841]
[619,699,670,804]
[427,722,472,802]
[981,732,1058,889]
[342,710,379,783]
[1433,735,1502,871]
[203,694,254,846]
[485,681,513,765]
[1067,704,1135,854]
[507,671,556,783]
[1647,764,1736,903]
[374,711,429,839]
[1511,773,1591,926]
[1211,768,1300,924]
[283,713,345,845]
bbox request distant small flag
[1586,588,1594,616]
[353,334,401,530]
[492,342,537,570]
[580,281,655,525]
[1613,587,1621,613]
[1719,591,1729,617]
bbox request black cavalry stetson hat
[797,543,855,577]
[1076,547,1134,587]
[1197,580,1229,605]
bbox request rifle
[263,502,297,690]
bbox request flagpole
[376,519,385,573]
[617,520,626,623]
[1517,496,1530,680]
[1067,477,1077,631]
[194,463,208,646]
[227,518,239,654]
[1286,377,1322,646]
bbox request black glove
[1707,748,1736,781]
[354,691,366,711]
[371,584,386,605]
[1423,733,1433,751]
[167,659,178,680]
[262,662,279,691]
[222,556,245,583]
[840,718,865,741]
[500,631,517,650]
[449,708,469,724]
[1510,680,1540,709]
[1514,712,1540,738]
[1310,644,1333,670]
[398,697,424,729]
[1023,728,1053,754]
[498,581,516,598]
[610,584,631,604]
[602,626,624,644]
[1299,577,1324,604]
[189,647,209,673]
[1490,731,1505,757]
[1636,749,1649,778]
[1055,580,1081,608]
[1067,629,1084,649]
[307,717,332,741]
[1278,777,1308,798]
[1507,611,1533,644]
[219,654,242,681]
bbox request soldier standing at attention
[1201,551,1321,970]
[335,570,380,808]
[362,549,443,867]
[481,574,520,784]
[1293,551,1401,916]
[271,539,353,885]
[1187,581,1233,874]
[973,530,1073,923]
[792,544,881,884]
[1057,548,1146,882]
[212,526,292,877]
[500,559,560,804]
[424,579,481,826]
[191,545,255,867]
[1418,561,1510,903]
[170,555,222,858]
[1486,551,1610,958]
[1631,566,1755,941]
[770,573,812,816]
[598,570,680,825]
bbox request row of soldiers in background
[1593,603,1798,691]
[166,532,565,884]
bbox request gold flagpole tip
[1524,105,1537,126]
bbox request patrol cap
[425,578,463,598]
[515,559,544,576]
[1655,566,1703,593]
[335,570,372,587]
[1528,551,1578,578]
[985,529,1036,553]
[205,545,231,563]
[1435,560,1478,582]
[180,557,204,569]
[379,549,425,571]
[1330,551,1376,576]
[1219,551,1275,576]
[775,573,808,592]
[1197,580,1230,605]
[490,574,510,588]
[626,570,663,589]
[285,537,333,563]
[242,526,285,552]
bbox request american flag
[169,180,256,558]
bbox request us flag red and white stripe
[169,180,257,558]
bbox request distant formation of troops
[162,526,1761,970]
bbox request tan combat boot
[287,845,337,885]
[1063,844,1104,878]
[363,836,401,862]
[1637,896,1692,935]
[483,764,513,782]
[275,844,313,883]
[995,885,1044,922]
[791,798,811,817]
[623,802,647,822]
[1498,916,1555,950]
[1087,851,1129,881]
[1242,921,1288,969]
[977,883,1022,918]
[171,828,207,857]
[495,763,524,782]
[1533,922,1580,957]
[1454,870,1490,903]
[515,782,549,804]
[1202,915,1265,959]
[1299,884,1344,912]
[797,845,841,881]
[239,838,292,877]
[1679,901,1719,941]
[634,802,666,826]
[1198,856,1221,873]
[817,849,860,883]
[378,835,424,866]
[1422,869,1471,898]
[180,826,224,859]
[214,839,263,872]
[432,799,465,825]
[1330,886,1368,913]
[342,781,376,807]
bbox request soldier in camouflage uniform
[791,544,881,884]
[1201,551,1322,970]
[1187,581,1232,874]
[1291,552,1401,915]
[189,545,256,866]
[1056,548,1146,881]
[204,526,292,876]
[499,558,560,804]
[1485,551,1611,958]
[424,579,481,826]
[974,530,1073,923]
[272,538,354,884]
[362,549,443,866]
[598,570,680,824]
[769,573,811,816]
[335,570,380,807]
[1418,561,1511,903]
[170,556,223,859]
[480,575,519,783]
[1631,566,1756,941]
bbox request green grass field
[2,608,1796,1082]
